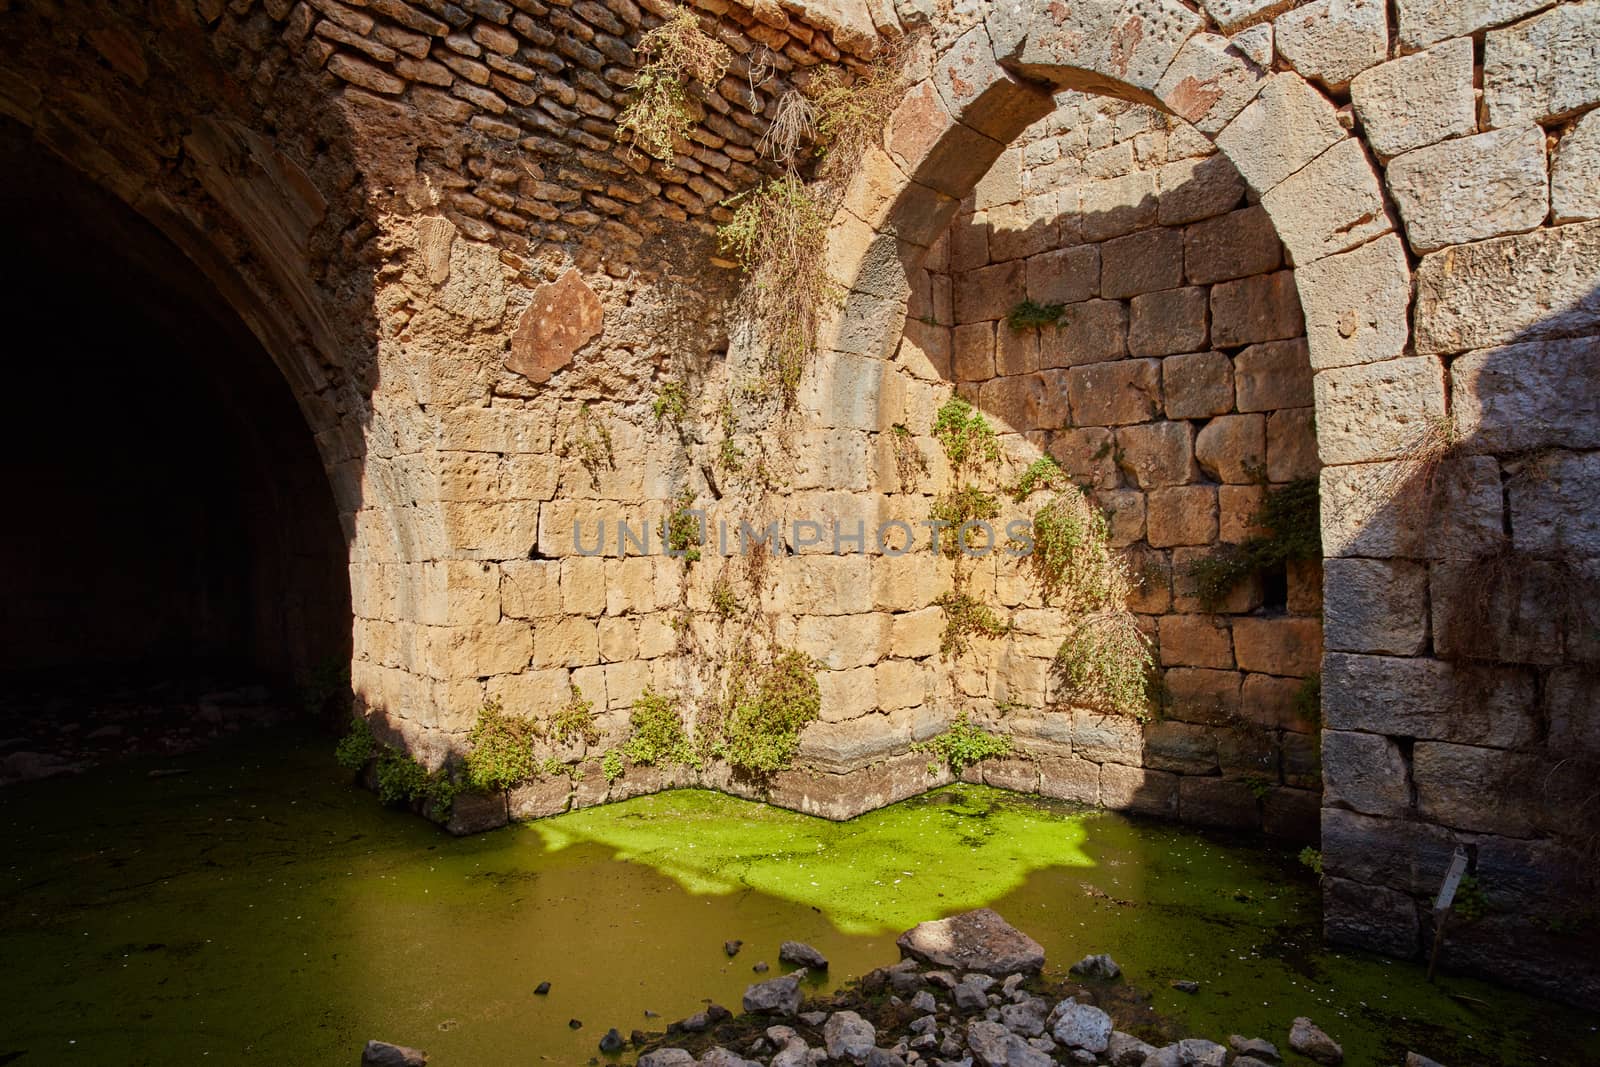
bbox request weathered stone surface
[1215,74,1345,195]
[1195,413,1266,483]
[1101,229,1184,299]
[1261,138,1391,264]
[1158,614,1234,669]
[1349,39,1475,160]
[1026,244,1099,306]
[1275,0,1387,91]
[1413,742,1544,836]
[1452,336,1600,453]
[743,972,805,1016]
[1553,108,1600,222]
[1180,776,1261,829]
[1288,1018,1345,1066]
[1052,1002,1113,1053]
[1319,453,1505,559]
[1234,338,1311,411]
[1129,287,1209,357]
[1293,234,1411,370]
[1157,153,1248,225]
[1100,762,1180,815]
[1323,876,1420,959]
[1184,204,1282,285]
[1312,355,1445,464]
[1066,359,1160,425]
[1147,485,1219,547]
[1163,667,1243,724]
[823,1010,875,1062]
[363,1040,429,1067]
[1037,754,1100,804]
[1041,300,1128,367]
[1396,0,1550,50]
[1320,806,1460,893]
[1484,1,1600,127]
[1323,558,1429,655]
[896,908,1045,975]
[1211,271,1303,347]
[1431,558,1567,665]
[1154,32,1268,135]
[506,268,603,383]
[1116,420,1198,487]
[1160,351,1234,420]
[1144,719,1222,773]
[1508,449,1600,556]
[1201,0,1297,34]
[1232,616,1322,675]
[1323,729,1412,816]
[1386,125,1549,254]
[1324,652,1538,747]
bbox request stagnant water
[2,730,1596,1066]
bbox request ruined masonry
[4,0,1597,1007]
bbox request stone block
[1396,0,1549,50]
[1484,1,1600,127]
[1218,483,1268,543]
[955,260,1026,323]
[1163,667,1242,725]
[1067,359,1161,426]
[508,776,572,820]
[530,616,598,669]
[1349,38,1476,160]
[1324,652,1541,748]
[1200,0,1297,34]
[1038,755,1100,804]
[1115,421,1197,487]
[1320,806,1460,893]
[1161,351,1235,418]
[1047,426,1119,486]
[974,146,1022,210]
[1100,229,1185,299]
[1041,300,1128,367]
[1195,413,1266,483]
[1159,614,1234,668]
[1553,109,1600,222]
[1313,355,1445,464]
[1099,763,1179,816]
[1129,287,1209,357]
[1319,454,1504,559]
[1071,706,1144,765]
[1098,488,1148,547]
[1080,171,1158,241]
[1508,450,1600,557]
[1266,406,1318,481]
[1386,125,1549,254]
[1323,876,1421,958]
[1293,234,1411,370]
[885,80,1008,201]
[1322,557,1429,655]
[1452,337,1600,454]
[1179,776,1261,829]
[1413,742,1544,836]
[1275,0,1388,91]
[953,321,996,380]
[1173,546,1265,614]
[1261,138,1391,264]
[1157,153,1248,225]
[1241,672,1316,731]
[1026,244,1100,306]
[1147,485,1220,547]
[1234,338,1312,411]
[1431,558,1566,665]
[990,195,1062,261]
[1211,271,1303,348]
[1183,204,1282,285]
[1232,616,1322,676]
[1263,786,1321,840]
[1323,729,1412,816]
[1413,219,1600,356]
[1155,32,1270,135]
[1547,668,1600,752]
[1215,73,1346,195]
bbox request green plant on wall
[1006,299,1064,332]
[652,380,691,427]
[1053,612,1154,721]
[711,575,740,619]
[890,423,928,491]
[932,395,1000,473]
[614,4,732,164]
[1298,847,1323,875]
[601,748,624,783]
[550,686,602,747]
[662,489,703,562]
[718,648,821,774]
[1186,478,1320,609]
[935,591,1012,659]
[928,485,1001,558]
[334,716,376,771]
[1293,672,1321,726]
[914,713,1013,774]
[564,401,615,489]
[1010,455,1068,501]
[464,700,538,792]
[375,749,458,813]
[623,688,695,767]
[1029,489,1122,609]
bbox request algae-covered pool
[1,730,1595,1065]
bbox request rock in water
[1051,1002,1113,1053]
[724,939,743,957]
[824,1010,876,1063]
[895,908,1046,975]
[1171,979,1200,993]
[1108,1031,1158,1066]
[752,961,769,973]
[742,970,805,1016]
[1229,1034,1281,1060]
[361,1040,427,1066]
[1289,1017,1344,1065]
[533,981,551,995]
[1069,953,1122,979]
[779,940,829,968]
[598,1029,625,1053]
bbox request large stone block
[1161,350,1234,418]
[1431,558,1566,665]
[1072,707,1144,765]
[1200,0,1297,33]
[1266,406,1319,481]
[1179,776,1261,829]
[1066,359,1161,426]
[1080,171,1158,241]
[1157,153,1248,225]
[1275,0,1388,91]
[1099,762,1179,816]
[1214,73,1346,195]
[1155,32,1269,136]
[1484,1,1600,127]
[885,80,1008,200]
[1553,109,1600,222]
[1211,270,1304,347]
[1386,125,1549,254]
[1195,413,1266,483]
[1323,557,1430,655]
[1163,666,1242,724]
[1349,38,1475,160]
[1158,614,1234,669]
[1183,204,1282,284]
[1323,876,1421,957]
[1312,355,1445,464]
[1129,286,1209,357]
[1396,0,1550,50]
[1508,449,1600,557]
[1319,454,1504,559]
[1413,219,1600,356]
[1114,420,1197,487]
[1100,228,1185,299]
[1234,338,1312,411]
[1323,728,1413,816]
[1322,651,1539,748]
[1452,337,1600,454]
[1232,617,1322,676]
[1293,233,1411,370]
[1263,786,1321,840]
[955,260,1026,323]
[991,0,1204,99]
[1241,671,1315,731]
[1026,244,1100,306]
[1547,668,1600,753]
[1147,485,1219,547]
[1260,138,1391,263]
[1041,300,1128,367]
[1037,754,1100,804]
[1413,742,1544,836]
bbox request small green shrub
[615,5,732,163]
[1010,456,1067,501]
[1298,847,1323,875]
[1006,299,1064,332]
[935,591,1012,659]
[1453,875,1489,922]
[711,576,740,619]
[890,423,928,491]
[662,490,703,562]
[932,396,999,472]
[1239,774,1274,801]
[624,688,694,767]
[1185,478,1321,609]
[375,749,442,807]
[1053,612,1153,721]
[601,748,624,783]
[465,700,538,792]
[720,649,821,774]
[1029,490,1122,609]
[1292,673,1321,726]
[653,380,691,426]
[929,486,1001,557]
[914,713,1012,774]
[550,686,602,747]
[334,716,376,771]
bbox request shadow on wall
[1316,269,1600,1006]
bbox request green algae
[0,731,1595,1066]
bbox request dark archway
[0,122,350,763]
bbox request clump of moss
[1186,478,1320,609]
[935,591,1012,659]
[615,4,732,164]
[1298,846,1324,875]
[914,713,1012,774]
[601,748,625,783]
[334,716,376,771]
[932,395,1000,472]
[1006,299,1064,332]
[1053,612,1154,721]
[465,700,538,792]
[623,689,695,767]
[550,686,602,747]
[719,649,821,774]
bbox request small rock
[897,909,1045,976]
[725,939,744,957]
[637,1051,696,1067]
[1051,1002,1113,1053]
[700,1049,761,1067]
[362,1040,427,1067]
[598,1028,625,1053]
[911,990,937,1013]
[866,1049,908,1067]
[676,1011,711,1033]
[1229,1035,1280,1061]
[925,970,958,990]
[1000,998,1049,1037]
[1170,979,1200,994]
[769,1037,810,1067]
[800,1011,829,1027]
[953,980,988,1013]
[743,970,806,1016]
[644,1009,660,1018]
[753,961,770,973]
[1069,953,1122,980]
[534,981,551,995]
[1289,1017,1343,1065]
[568,1019,583,1030]
[966,1020,1012,1067]
[780,941,829,969]
[824,1010,877,1063]
[1107,1030,1158,1066]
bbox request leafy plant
[615,4,732,163]
[1452,875,1489,922]
[653,380,691,427]
[1011,455,1067,501]
[1029,490,1124,609]
[935,591,1012,659]
[914,713,1012,774]
[376,749,435,806]
[711,576,740,619]
[1185,478,1321,609]
[334,716,376,771]
[890,423,928,491]
[465,700,538,791]
[806,55,908,186]
[1239,774,1274,801]
[1006,299,1064,332]
[601,748,624,783]
[662,489,703,562]
[932,395,999,472]
[1298,847,1323,875]
[563,401,615,489]
[1293,672,1321,726]
[550,686,602,747]
[929,485,1001,558]
[623,688,695,767]
[719,649,821,774]
[1053,612,1154,720]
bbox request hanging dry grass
[759,89,817,167]
[807,53,910,188]
[615,5,732,164]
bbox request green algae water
[2,731,1596,1066]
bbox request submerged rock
[1229,1034,1280,1060]
[1069,953,1122,980]
[780,940,829,969]
[896,908,1046,976]
[361,1040,427,1066]
[1289,1017,1344,1064]
[743,970,805,1016]
[724,939,743,957]
[598,1028,625,1053]
[1170,979,1200,994]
